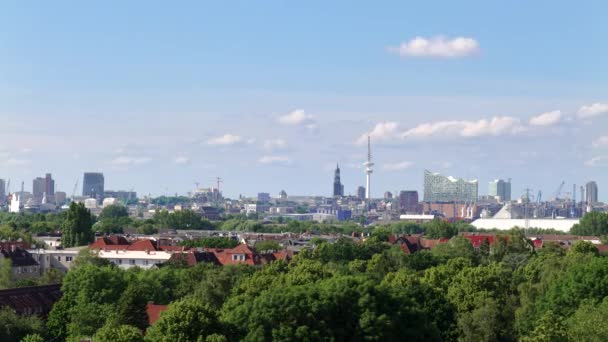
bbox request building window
[66,257,73,262]
[57,256,61,261]
[144,260,149,265]
[232,254,245,261]
[118,259,122,265]
[130,259,135,265]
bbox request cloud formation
[207,134,243,146]
[278,110,315,126]
[593,136,608,148]
[578,103,608,119]
[263,139,288,151]
[585,155,608,167]
[258,155,293,165]
[383,161,414,171]
[402,116,523,139]
[110,156,152,166]
[529,110,562,126]
[174,156,190,165]
[388,36,479,58]
[356,121,399,145]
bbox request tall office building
[33,173,55,202]
[488,179,511,201]
[357,186,366,200]
[333,164,344,197]
[45,173,55,196]
[586,181,598,204]
[423,170,478,203]
[32,177,46,200]
[83,172,105,199]
[0,179,5,204]
[399,190,420,213]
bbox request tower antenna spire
[363,135,374,200]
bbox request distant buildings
[83,172,104,199]
[399,190,420,213]
[488,179,511,202]
[357,186,366,200]
[0,179,5,204]
[586,181,598,204]
[423,170,478,203]
[384,191,393,200]
[333,164,344,197]
[104,190,137,203]
[257,192,271,203]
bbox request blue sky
[1,1,607,200]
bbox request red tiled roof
[127,239,157,251]
[146,303,168,325]
[462,235,495,248]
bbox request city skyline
[0,1,607,200]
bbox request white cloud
[383,161,414,172]
[258,155,293,165]
[402,116,523,140]
[356,121,399,144]
[263,139,288,150]
[593,136,608,148]
[174,156,190,165]
[578,103,608,119]
[585,155,608,167]
[3,158,31,167]
[110,156,152,166]
[278,109,315,126]
[207,134,243,146]
[388,36,479,58]
[529,110,562,126]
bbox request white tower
[363,136,374,200]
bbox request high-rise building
[384,191,393,200]
[357,186,366,200]
[45,173,55,196]
[586,181,598,204]
[32,177,46,200]
[83,172,105,199]
[333,164,344,197]
[0,179,5,204]
[488,179,511,201]
[399,190,420,213]
[423,170,478,203]
[257,192,271,203]
[33,173,55,202]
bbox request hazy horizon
[1,1,606,200]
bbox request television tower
[363,136,374,200]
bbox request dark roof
[0,247,38,267]
[0,284,62,316]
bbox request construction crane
[553,181,565,201]
[71,178,79,199]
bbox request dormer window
[232,254,245,261]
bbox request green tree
[567,298,608,341]
[0,257,12,289]
[20,334,45,342]
[145,297,226,342]
[93,324,143,342]
[0,307,45,342]
[425,219,458,239]
[98,204,129,220]
[255,240,281,252]
[570,212,608,236]
[61,202,94,247]
[568,240,599,256]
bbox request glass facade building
[423,170,478,203]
